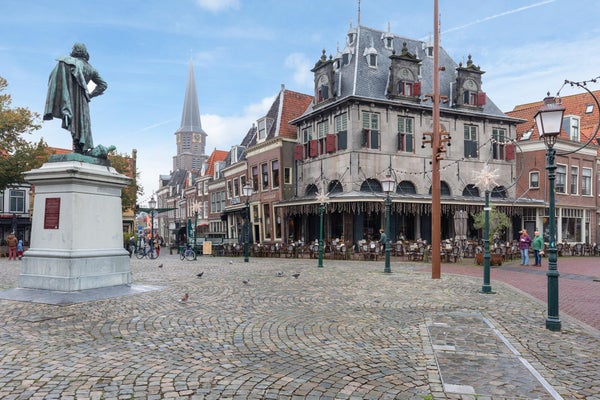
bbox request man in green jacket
[532,230,544,267]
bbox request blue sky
[2,0,600,203]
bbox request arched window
[397,180,417,194]
[491,186,507,198]
[462,184,480,197]
[306,184,319,196]
[328,180,343,194]
[360,179,382,193]
[429,181,451,196]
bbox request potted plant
[472,206,511,266]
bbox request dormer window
[562,115,580,141]
[257,118,267,141]
[381,27,394,50]
[317,74,330,103]
[364,43,378,68]
[347,22,357,46]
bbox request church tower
[173,60,208,171]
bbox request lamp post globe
[534,94,565,332]
[242,184,253,263]
[381,175,395,274]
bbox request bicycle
[136,243,159,259]
[180,244,196,261]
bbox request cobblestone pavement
[431,256,600,332]
[0,254,599,399]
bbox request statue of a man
[44,43,107,154]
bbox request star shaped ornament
[315,190,329,205]
[474,164,499,191]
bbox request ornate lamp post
[242,183,253,263]
[475,164,498,294]
[192,201,200,260]
[316,189,329,268]
[381,175,396,273]
[534,94,565,332]
[148,195,157,241]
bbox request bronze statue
[44,43,107,154]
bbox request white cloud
[284,53,313,89]
[195,0,240,12]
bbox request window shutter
[406,134,413,152]
[477,92,486,106]
[294,144,304,161]
[325,134,336,153]
[337,131,347,150]
[362,129,369,147]
[321,85,329,100]
[309,139,318,157]
[371,131,379,149]
[398,80,404,95]
[397,133,403,151]
[413,81,421,96]
[505,143,515,161]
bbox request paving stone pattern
[0,255,599,399]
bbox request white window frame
[257,118,267,142]
[529,171,540,189]
[556,164,567,194]
[582,167,592,196]
[570,166,578,195]
[9,189,25,213]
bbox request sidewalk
[0,254,598,399]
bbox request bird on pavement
[229,260,233,264]
[242,279,249,285]
[196,272,204,278]
[276,271,284,277]
[180,293,189,302]
[292,273,300,279]
[158,264,163,268]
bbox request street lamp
[316,189,329,268]
[534,93,565,332]
[148,195,157,240]
[242,183,253,262]
[192,201,200,260]
[381,175,396,273]
[475,164,498,294]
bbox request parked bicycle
[180,243,196,261]
[136,242,159,259]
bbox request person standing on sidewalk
[6,232,18,260]
[518,229,532,266]
[532,230,543,267]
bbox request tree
[108,151,143,212]
[472,206,512,243]
[0,76,47,190]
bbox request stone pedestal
[19,157,132,291]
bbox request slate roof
[507,89,600,145]
[176,60,206,136]
[299,24,515,121]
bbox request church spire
[176,59,204,134]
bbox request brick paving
[0,254,598,399]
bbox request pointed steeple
[176,60,205,134]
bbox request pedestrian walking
[6,232,18,260]
[518,229,532,266]
[532,230,543,267]
[17,239,24,260]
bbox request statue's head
[70,43,89,61]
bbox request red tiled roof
[507,90,600,146]
[205,149,228,176]
[279,90,313,139]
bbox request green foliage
[0,76,47,190]
[473,206,511,241]
[109,151,143,212]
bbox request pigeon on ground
[292,273,300,279]
[180,293,189,302]
[229,260,234,264]
[242,279,249,285]
[276,271,284,277]
[158,264,163,268]
[196,272,204,278]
